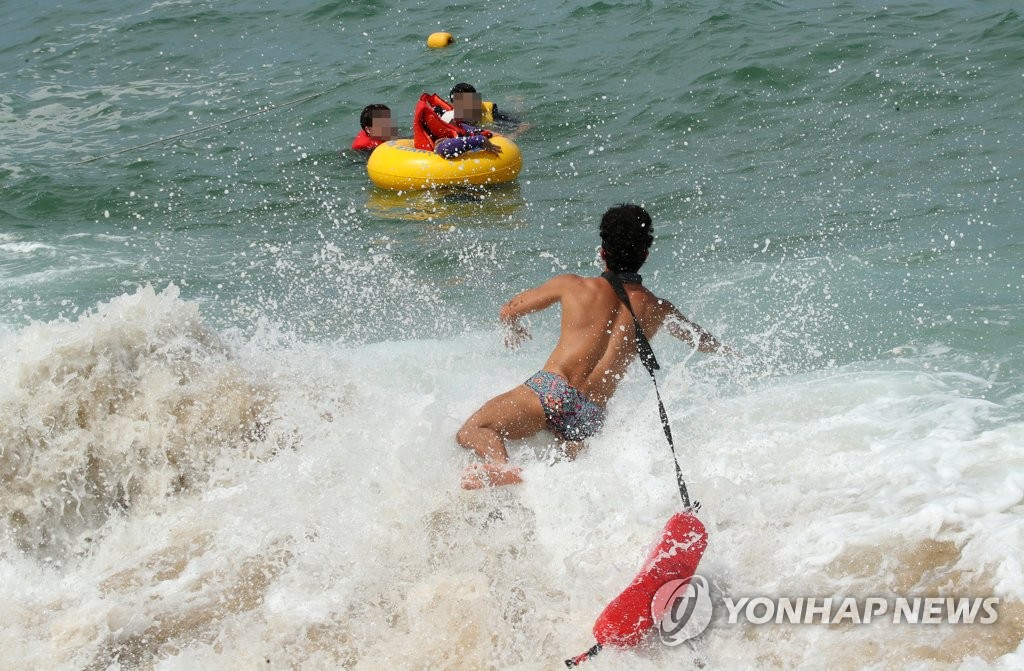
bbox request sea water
[1,1,1022,668]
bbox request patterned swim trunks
[524,370,606,442]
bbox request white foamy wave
[1,314,1021,669]
[0,284,274,559]
[683,364,1024,669]
[0,263,117,287]
[0,240,56,255]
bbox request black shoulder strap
[602,271,694,512]
[602,272,660,375]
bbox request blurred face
[368,110,395,141]
[452,92,482,124]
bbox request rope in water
[72,84,343,165]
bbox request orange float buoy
[427,32,454,48]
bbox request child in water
[441,82,527,138]
[350,104,396,152]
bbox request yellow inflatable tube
[366,136,522,191]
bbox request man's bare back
[504,274,721,405]
[456,204,733,489]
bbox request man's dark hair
[360,104,390,130]
[449,82,477,100]
[600,203,654,272]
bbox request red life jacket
[351,129,383,152]
[412,93,491,150]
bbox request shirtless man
[457,203,736,489]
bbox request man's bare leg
[457,384,547,489]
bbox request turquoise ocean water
[2,1,1022,668]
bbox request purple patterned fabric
[524,371,605,442]
[434,133,488,158]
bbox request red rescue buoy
[565,511,708,666]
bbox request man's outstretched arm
[662,303,740,355]
[498,275,572,347]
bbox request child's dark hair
[360,104,390,130]
[600,204,654,272]
[449,82,477,100]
